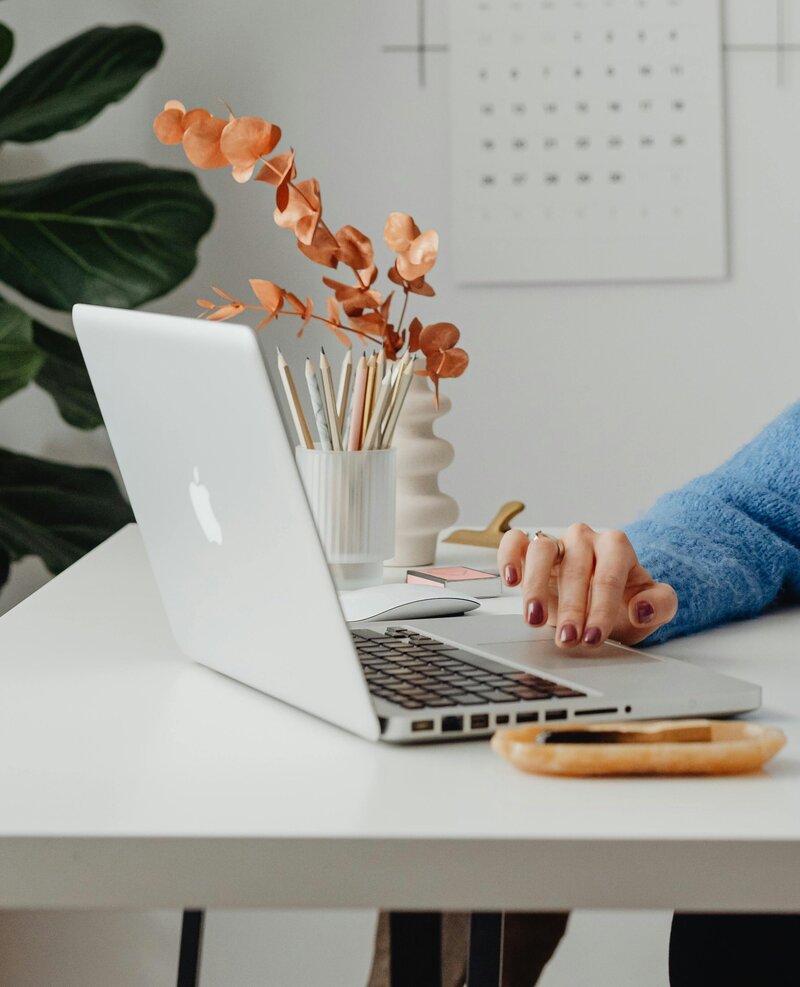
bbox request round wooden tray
[491,719,786,777]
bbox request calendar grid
[450,0,728,284]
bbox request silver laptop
[73,305,761,743]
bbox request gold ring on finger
[533,530,566,564]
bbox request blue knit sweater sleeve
[622,402,800,644]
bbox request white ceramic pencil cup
[295,446,397,590]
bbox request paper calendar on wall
[449,0,728,284]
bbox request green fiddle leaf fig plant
[0,23,214,591]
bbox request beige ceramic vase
[386,375,459,566]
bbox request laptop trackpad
[486,639,660,673]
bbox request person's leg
[501,913,569,987]
[670,912,800,986]
[367,910,568,987]
[368,911,445,987]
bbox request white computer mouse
[339,583,481,623]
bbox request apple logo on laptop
[189,467,223,545]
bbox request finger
[497,528,529,587]
[521,534,559,626]
[555,523,595,645]
[622,583,679,645]
[582,530,637,645]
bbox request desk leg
[467,912,503,987]
[177,909,205,987]
[389,912,442,987]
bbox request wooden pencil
[360,352,377,446]
[277,349,314,449]
[362,369,393,451]
[304,357,332,451]
[319,348,342,451]
[335,348,352,433]
[381,355,416,448]
[347,353,369,451]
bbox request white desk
[0,523,799,913]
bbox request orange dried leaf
[419,322,460,355]
[212,286,237,301]
[387,265,405,287]
[384,212,420,254]
[407,278,435,297]
[396,228,439,280]
[153,107,185,144]
[256,150,297,187]
[249,279,283,313]
[360,263,378,286]
[407,316,423,352]
[295,212,321,246]
[284,291,305,315]
[437,347,469,378]
[182,114,228,168]
[208,302,245,321]
[382,325,405,361]
[297,225,339,268]
[274,178,321,243]
[380,291,394,320]
[334,225,374,270]
[348,312,385,339]
[196,298,216,309]
[220,116,282,183]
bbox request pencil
[383,352,410,436]
[361,352,377,446]
[277,349,314,449]
[305,357,332,451]
[347,353,369,451]
[335,349,352,433]
[381,355,416,448]
[362,369,393,451]
[374,350,386,415]
[319,348,342,451]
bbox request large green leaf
[0,161,214,310]
[0,299,44,400]
[0,24,13,75]
[0,25,162,143]
[0,447,133,587]
[33,321,102,430]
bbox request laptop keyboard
[352,627,586,710]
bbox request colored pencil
[305,357,332,451]
[381,355,416,448]
[319,348,342,451]
[361,351,377,446]
[362,368,393,451]
[374,350,386,415]
[347,353,369,451]
[277,349,314,449]
[335,348,352,432]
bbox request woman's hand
[497,524,678,647]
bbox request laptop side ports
[442,715,464,733]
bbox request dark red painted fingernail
[583,626,602,645]
[636,601,655,624]
[559,623,578,644]
[526,600,544,625]
[504,565,519,586]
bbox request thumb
[624,583,678,644]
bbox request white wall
[0,0,796,983]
